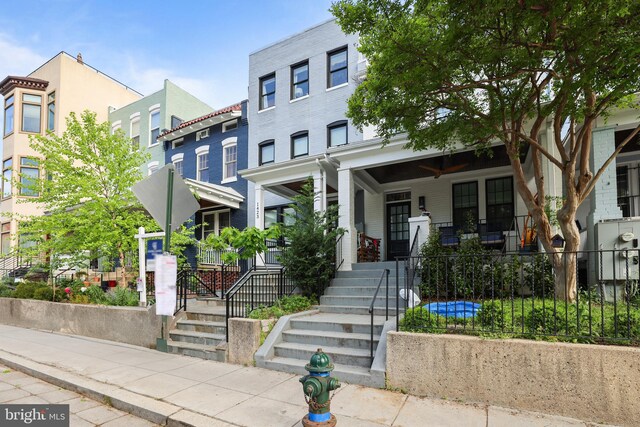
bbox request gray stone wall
[386,332,640,426]
[0,298,162,348]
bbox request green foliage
[279,178,345,298]
[608,310,640,339]
[399,307,445,333]
[332,0,640,294]
[14,282,45,299]
[524,305,568,335]
[0,284,14,298]
[84,285,109,305]
[247,295,316,320]
[203,225,281,265]
[109,287,140,306]
[477,301,505,330]
[523,254,555,298]
[10,111,153,283]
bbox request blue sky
[0,0,336,110]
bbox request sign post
[132,164,199,352]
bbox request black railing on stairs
[368,268,390,366]
[225,265,294,341]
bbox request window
[147,161,159,175]
[259,140,275,165]
[2,158,12,199]
[452,181,478,231]
[617,166,630,217]
[130,116,140,149]
[259,73,276,110]
[111,121,121,134]
[196,146,209,181]
[196,129,209,141]
[1,223,10,255]
[171,115,182,128]
[172,154,184,178]
[264,206,295,229]
[202,210,231,239]
[327,121,347,147]
[149,108,160,146]
[222,139,237,181]
[291,61,309,99]
[19,157,39,197]
[328,47,348,88]
[222,120,238,133]
[291,131,308,158]
[21,93,42,133]
[47,92,55,132]
[171,138,184,149]
[485,177,514,231]
[4,95,14,136]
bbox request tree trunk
[554,206,581,303]
[118,250,128,288]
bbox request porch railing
[397,249,640,345]
[225,265,294,341]
[198,244,239,266]
[368,268,390,366]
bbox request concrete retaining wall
[227,318,261,365]
[386,332,640,426]
[0,298,162,348]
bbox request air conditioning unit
[196,128,210,141]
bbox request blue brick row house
[158,100,248,267]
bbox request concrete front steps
[257,261,402,388]
[167,298,227,362]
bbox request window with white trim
[130,116,140,150]
[171,153,184,178]
[111,121,121,135]
[148,161,159,175]
[222,120,238,133]
[327,47,348,88]
[202,210,231,239]
[149,108,160,146]
[196,146,210,182]
[222,138,237,182]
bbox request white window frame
[171,138,184,149]
[171,153,184,178]
[130,113,140,150]
[222,120,238,133]
[111,120,121,134]
[149,105,160,147]
[196,145,210,182]
[147,161,159,176]
[221,137,238,183]
[202,209,231,239]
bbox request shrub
[608,310,640,340]
[85,285,109,305]
[109,287,139,306]
[0,283,15,298]
[524,304,567,335]
[523,254,554,298]
[32,286,66,302]
[400,307,445,333]
[14,282,47,299]
[248,295,316,320]
[477,301,505,330]
[279,179,345,298]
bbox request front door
[386,201,410,260]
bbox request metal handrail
[335,234,344,272]
[368,268,390,366]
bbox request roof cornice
[0,76,49,96]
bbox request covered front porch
[241,135,539,270]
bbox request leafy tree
[11,111,153,286]
[202,225,281,266]
[332,0,640,301]
[279,179,345,298]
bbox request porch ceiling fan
[418,154,468,179]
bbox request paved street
[0,363,156,426]
[0,324,614,426]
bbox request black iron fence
[225,266,294,340]
[397,249,640,345]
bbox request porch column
[338,167,356,270]
[254,184,265,230]
[254,184,266,267]
[312,170,326,212]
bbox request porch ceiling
[365,146,511,184]
[184,178,244,209]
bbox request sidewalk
[0,324,611,427]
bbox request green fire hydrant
[300,348,341,426]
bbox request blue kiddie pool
[424,301,481,318]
